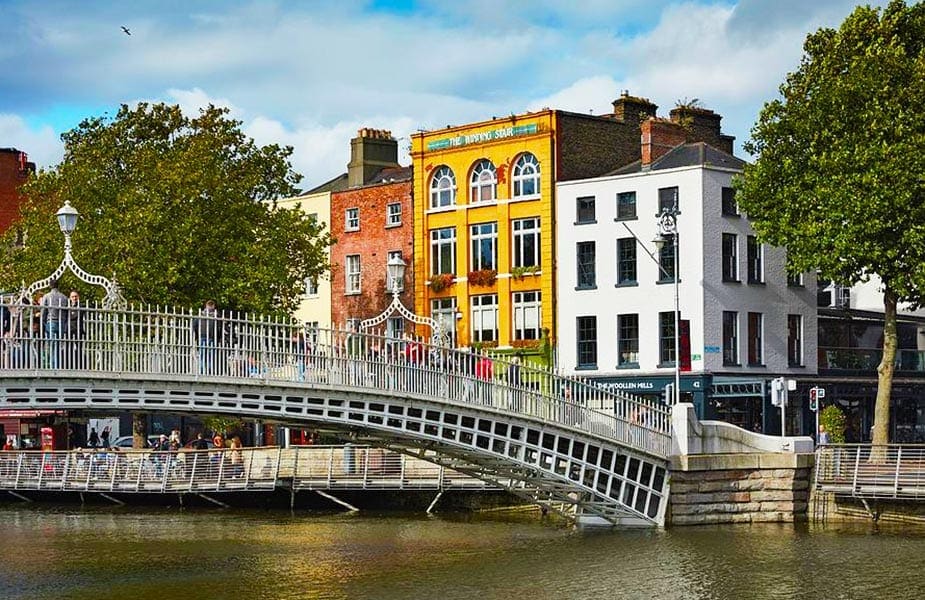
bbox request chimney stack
[348,128,399,188]
[612,91,658,127]
[640,118,687,166]
[669,106,734,154]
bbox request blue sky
[0,0,871,189]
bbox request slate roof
[609,142,746,176]
[304,173,349,194]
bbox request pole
[673,229,680,405]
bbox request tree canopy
[735,1,925,445]
[1,103,331,315]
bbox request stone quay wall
[668,453,814,526]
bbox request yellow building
[411,94,731,351]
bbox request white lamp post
[360,256,446,346]
[25,200,125,308]
[652,208,680,405]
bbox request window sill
[345,291,362,296]
[575,220,597,226]
[788,364,806,369]
[468,199,499,208]
[722,278,741,284]
[385,223,402,229]
[723,362,741,367]
[575,365,598,371]
[656,279,680,285]
[747,280,766,286]
[511,193,541,202]
[344,228,360,233]
[747,363,767,368]
[614,216,638,222]
[722,212,741,218]
[657,362,677,369]
[575,285,598,291]
[615,281,638,288]
[616,363,639,370]
[426,205,457,214]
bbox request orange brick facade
[0,148,35,234]
[329,179,414,327]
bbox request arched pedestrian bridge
[0,303,672,526]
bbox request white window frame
[386,202,402,227]
[748,312,764,366]
[470,294,498,343]
[431,297,458,347]
[429,165,456,208]
[430,227,456,275]
[345,207,359,232]
[513,291,541,341]
[470,222,498,272]
[512,217,540,269]
[345,254,361,294]
[747,236,764,283]
[470,159,498,203]
[512,153,540,198]
[305,276,319,297]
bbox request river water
[1,504,924,600]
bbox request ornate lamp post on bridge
[359,256,446,346]
[24,201,126,308]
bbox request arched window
[430,166,456,208]
[470,159,497,203]
[512,153,540,198]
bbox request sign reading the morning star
[427,123,539,151]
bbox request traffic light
[809,387,818,412]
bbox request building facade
[277,189,335,328]
[409,94,734,353]
[0,147,35,234]
[329,129,414,331]
[556,118,818,433]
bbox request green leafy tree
[819,405,847,444]
[735,1,925,447]
[1,102,331,315]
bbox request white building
[556,118,817,432]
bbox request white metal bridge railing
[0,446,494,494]
[815,444,925,499]
[0,302,671,457]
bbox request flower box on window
[428,273,456,293]
[511,265,541,280]
[467,269,497,287]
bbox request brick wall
[556,112,642,182]
[0,148,35,234]
[330,179,414,326]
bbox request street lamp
[360,257,447,346]
[652,207,680,405]
[24,201,125,308]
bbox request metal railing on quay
[288,445,497,491]
[0,302,671,457]
[815,444,925,499]
[0,446,494,494]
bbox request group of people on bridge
[1,279,85,370]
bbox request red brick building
[329,129,414,331]
[0,148,35,234]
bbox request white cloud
[0,114,62,169]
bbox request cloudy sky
[1,0,872,190]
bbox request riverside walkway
[0,302,671,526]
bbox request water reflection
[2,505,925,600]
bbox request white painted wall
[556,164,817,378]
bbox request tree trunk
[132,413,148,450]
[872,287,897,460]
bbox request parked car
[110,435,160,449]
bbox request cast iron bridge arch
[0,303,672,526]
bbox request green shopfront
[591,374,712,418]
